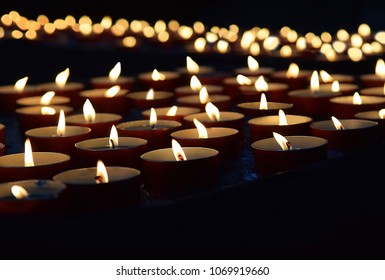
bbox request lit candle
[234,55,274,77]
[222,74,259,101]
[360,83,385,97]
[140,139,219,198]
[141,106,200,122]
[355,108,385,139]
[318,80,359,96]
[137,68,182,91]
[16,91,71,107]
[359,58,385,88]
[269,63,312,90]
[317,70,355,84]
[89,62,136,90]
[126,88,174,109]
[174,75,224,98]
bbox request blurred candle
[126,88,174,109]
[137,69,182,91]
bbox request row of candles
[1,51,385,216]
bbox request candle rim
[37,81,84,91]
[25,126,91,138]
[66,113,122,123]
[16,95,71,106]
[248,114,312,126]
[0,152,70,167]
[141,146,218,162]
[251,135,328,152]
[329,95,385,105]
[171,127,239,139]
[237,101,294,111]
[141,106,200,117]
[0,84,39,94]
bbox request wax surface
[26,126,91,138]
[75,137,147,151]
[0,152,70,167]
[141,147,218,161]
[252,136,328,152]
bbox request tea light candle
[0,138,71,183]
[66,99,123,138]
[251,133,328,175]
[222,74,259,101]
[355,109,385,140]
[79,85,129,115]
[16,91,71,107]
[141,139,219,198]
[248,109,312,142]
[316,70,355,85]
[53,160,142,212]
[269,63,312,90]
[126,89,174,109]
[141,106,200,122]
[330,92,385,118]
[234,55,274,77]
[116,108,182,150]
[310,117,379,153]
[74,125,148,169]
[0,180,66,216]
[89,62,136,90]
[360,83,385,97]
[318,81,359,96]
[174,75,224,98]
[137,69,182,91]
[359,58,385,88]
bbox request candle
[171,118,240,158]
[53,160,142,212]
[116,108,182,150]
[0,138,71,183]
[74,125,148,169]
[355,109,385,140]
[78,85,129,115]
[248,109,312,142]
[310,116,379,153]
[0,180,66,216]
[89,62,136,90]
[66,99,123,138]
[251,133,328,175]
[140,139,219,198]
[137,69,182,91]
[174,75,224,98]
[316,70,355,84]
[222,74,259,101]
[126,88,174,109]
[359,58,385,88]
[234,55,275,77]
[318,81,359,96]
[141,106,200,122]
[269,63,312,90]
[360,83,385,97]
[16,91,71,107]
[238,76,289,102]
[329,92,385,118]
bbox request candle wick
[150,124,155,130]
[95,175,103,184]
[178,153,186,161]
[286,141,293,150]
[110,139,115,149]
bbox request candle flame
[375,59,385,79]
[259,93,268,110]
[186,56,200,74]
[205,102,220,121]
[379,109,385,119]
[353,92,362,105]
[109,62,121,82]
[109,125,119,148]
[24,138,34,167]
[14,76,28,92]
[331,80,340,92]
[190,75,202,91]
[166,105,178,116]
[247,55,259,71]
[104,85,121,98]
[11,185,29,200]
[40,91,55,105]
[319,70,333,83]
[236,74,252,85]
[273,132,292,150]
[146,88,155,100]
[151,69,166,81]
[254,76,268,92]
[57,109,66,136]
[199,86,210,104]
[278,109,288,126]
[95,160,109,184]
[55,68,70,89]
[331,116,344,130]
[149,107,157,128]
[171,139,187,161]
[83,99,96,122]
[286,63,299,79]
[310,71,320,93]
[193,118,208,139]
[41,106,56,115]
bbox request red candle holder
[141,106,200,123]
[126,90,174,109]
[318,83,359,96]
[16,95,71,107]
[330,95,385,118]
[0,84,42,113]
[222,75,259,101]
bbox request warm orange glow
[310,71,320,93]
[55,68,70,89]
[254,76,268,92]
[104,85,121,98]
[41,106,56,115]
[199,86,210,104]
[319,70,333,83]
[287,30,298,42]
[247,56,259,71]
[11,185,29,200]
[96,160,109,184]
[249,42,260,56]
[240,31,255,50]
[331,116,344,130]
[83,99,96,122]
[325,49,337,62]
[273,132,292,150]
[154,20,166,33]
[263,36,280,51]
[347,47,363,62]
[278,109,288,126]
[190,75,202,91]
[353,92,362,105]
[109,62,121,82]
[329,80,339,92]
[351,34,363,48]
[236,74,252,85]
[57,109,66,136]
[122,36,137,48]
[151,69,166,81]
[311,36,322,49]
[109,125,119,148]
[205,102,220,121]
[172,139,187,161]
[375,31,385,44]
[379,109,385,119]
[186,56,200,74]
[194,37,206,52]
[333,41,346,53]
[216,40,229,53]
[149,107,157,128]
[193,118,208,139]
[259,93,268,110]
[146,88,155,100]
[296,37,307,51]
[375,59,385,79]
[100,16,112,29]
[280,45,292,57]
[24,138,34,167]
[157,31,170,42]
[286,63,299,79]
[337,29,350,41]
[178,26,193,39]
[14,76,28,92]
[40,91,55,105]
[166,106,178,116]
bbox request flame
[319,70,332,83]
[108,62,121,82]
[199,86,210,104]
[273,132,292,151]
[41,106,56,115]
[24,138,34,167]
[83,99,96,122]
[109,125,119,148]
[57,109,66,136]
[55,68,70,89]
[166,106,178,116]
[146,88,155,100]
[171,139,187,161]
[286,63,299,79]
[151,69,166,81]
[190,75,202,91]
[11,185,29,199]
[331,116,344,130]
[353,92,362,105]
[14,76,28,92]
[40,91,55,105]
[186,56,200,74]
[375,59,385,79]
[278,109,288,126]
[254,76,268,92]
[247,56,259,71]
[310,71,320,93]
[149,107,157,128]
[205,102,220,121]
[331,80,340,92]
[104,85,121,98]
[236,74,252,85]
[259,93,268,110]
[379,109,385,119]
[95,160,109,184]
[193,118,208,139]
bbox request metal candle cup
[359,74,385,88]
[79,88,129,115]
[360,86,385,97]
[126,91,174,109]
[330,95,385,118]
